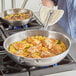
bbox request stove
[0,51,75,76]
[0,20,76,76]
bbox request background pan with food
[0,8,33,26]
[4,12,31,21]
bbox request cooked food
[8,36,67,58]
[4,13,30,21]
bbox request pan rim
[3,29,71,60]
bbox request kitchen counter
[44,70,76,76]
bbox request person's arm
[42,0,55,8]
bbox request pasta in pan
[4,13,30,21]
[8,36,67,58]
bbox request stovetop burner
[0,51,75,76]
[2,20,43,30]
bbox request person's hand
[42,0,55,8]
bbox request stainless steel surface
[21,0,28,9]
[69,40,76,62]
[31,63,76,76]
[0,8,33,26]
[11,0,16,8]
[4,30,71,66]
[1,0,5,12]
[4,72,28,76]
[44,10,53,30]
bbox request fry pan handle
[19,57,46,66]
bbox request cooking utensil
[0,8,33,26]
[43,10,53,30]
[21,0,28,9]
[3,30,71,66]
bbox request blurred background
[0,0,42,13]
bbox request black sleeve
[52,0,58,5]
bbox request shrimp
[51,44,63,55]
[30,53,41,58]
[42,38,53,49]
[27,44,42,53]
[41,50,55,58]
[26,37,41,45]
[13,42,26,50]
